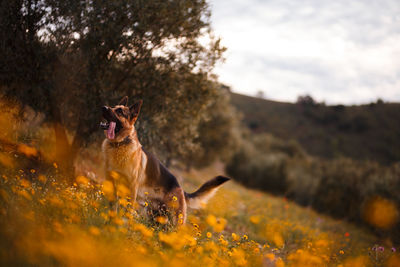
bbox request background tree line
[230,93,400,165]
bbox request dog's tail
[185,176,230,209]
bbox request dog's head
[100,96,142,142]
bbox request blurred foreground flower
[156,216,168,224]
[363,196,398,229]
[76,176,90,186]
[250,215,261,224]
[206,214,227,232]
[17,144,38,157]
[102,180,114,201]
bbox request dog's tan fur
[101,96,229,224]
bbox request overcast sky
[209,0,400,104]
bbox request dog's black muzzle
[100,106,115,130]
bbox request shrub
[226,133,400,243]
[226,134,297,195]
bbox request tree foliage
[188,84,240,168]
[0,0,226,171]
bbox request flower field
[0,160,399,267]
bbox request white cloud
[209,0,400,104]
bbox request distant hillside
[230,93,400,165]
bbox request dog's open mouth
[100,121,117,140]
[101,106,123,140]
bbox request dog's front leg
[102,162,116,210]
[111,174,120,213]
[130,181,139,209]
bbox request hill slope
[230,93,400,164]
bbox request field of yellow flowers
[0,159,399,267]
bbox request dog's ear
[129,100,143,122]
[118,96,129,106]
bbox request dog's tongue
[107,121,116,140]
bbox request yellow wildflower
[118,198,128,207]
[135,245,147,254]
[17,144,38,157]
[20,179,31,188]
[133,224,153,238]
[89,226,100,236]
[159,232,193,250]
[272,233,284,247]
[76,175,90,186]
[156,216,168,224]
[108,210,117,217]
[288,250,323,266]
[109,171,120,180]
[102,180,114,200]
[219,238,228,246]
[116,184,130,198]
[195,246,204,254]
[250,215,261,224]
[207,214,227,232]
[232,233,240,242]
[231,248,247,266]
[363,196,399,229]
[113,217,124,226]
[265,253,275,261]
[38,175,47,183]
[275,258,285,267]
[100,212,108,220]
[206,214,217,226]
[203,241,218,252]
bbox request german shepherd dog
[100,96,229,224]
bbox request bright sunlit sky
[209,0,400,104]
